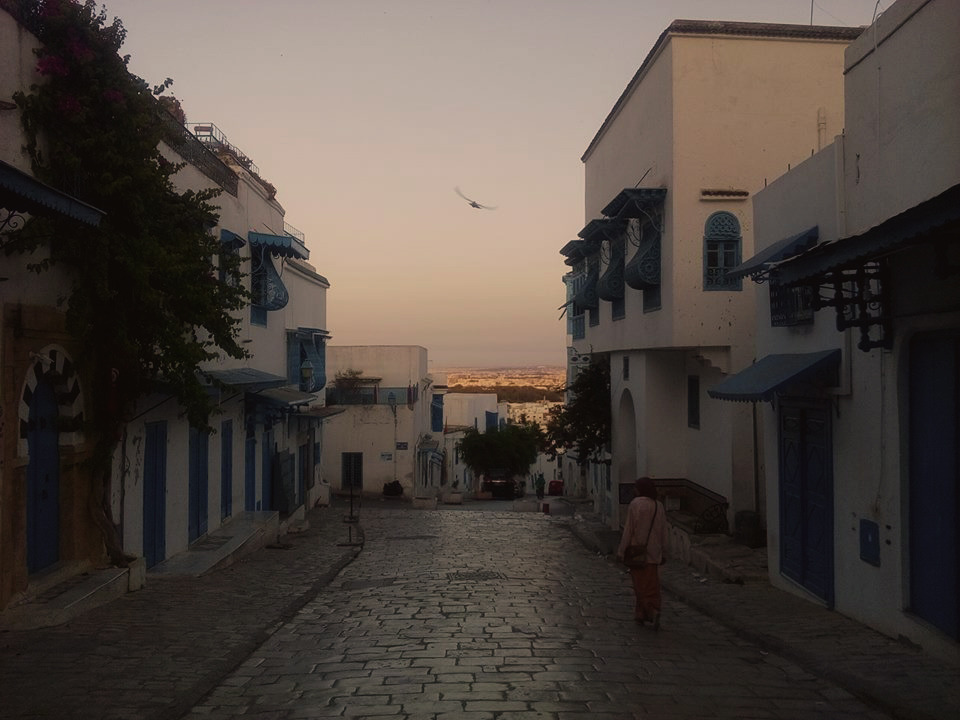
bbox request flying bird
[455,186,497,210]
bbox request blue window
[703,212,742,291]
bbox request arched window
[703,211,742,291]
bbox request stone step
[0,567,130,630]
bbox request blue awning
[220,229,245,248]
[248,231,309,260]
[250,387,317,408]
[0,159,104,226]
[776,183,960,285]
[727,226,819,281]
[204,368,288,391]
[708,349,841,402]
[601,187,667,218]
[578,217,627,243]
[561,240,589,267]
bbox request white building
[712,0,959,660]
[0,5,337,603]
[564,19,860,535]
[114,123,336,570]
[321,346,436,499]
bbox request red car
[548,480,563,496]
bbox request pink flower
[36,55,70,77]
[66,38,94,63]
[57,95,82,115]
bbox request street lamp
[299,359,313,391]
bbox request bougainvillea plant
[5,0,250,562]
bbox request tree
[5,0,249,563]
[543,357,611,465]
[457,423,543,478]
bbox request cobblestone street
[183,507,890,719]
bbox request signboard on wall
[396,442,408,450]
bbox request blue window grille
[703,212,743,291]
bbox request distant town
[437,366,565,390]
[436,366,566,404]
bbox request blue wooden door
[779,403,834,605]
[220,420,233,521]
[909,332,960,639]
[245,432,257,511]
[143,421,167,568]
[26,378,60,573]
[261,428,274,511]
[188,427,209,542]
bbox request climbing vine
[4,0,250,561]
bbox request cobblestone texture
[0,499,957,720]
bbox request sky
[101,0,885,368]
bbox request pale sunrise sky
[101,0,884,368]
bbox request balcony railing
[327,385,420,406]
[160,113,238,196]
[187,123,260,178]
[284,222,305,244]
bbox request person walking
[617,477,668,629]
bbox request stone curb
[555,510,958,720]
[156,522,364,720]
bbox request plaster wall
[117,395,248,562]
[327,346,428,387]
[283,260,329,334]
[443,393,498,430]
[164,154,292,379]
[0,11,40,171]
[669,33,847,353]
[842,0,960,236]
[322,346,431,497]
[581,43,674,354]
[750,2,960,654]
[0,14,82,311]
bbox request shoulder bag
[623,502,658,569]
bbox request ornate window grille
[704,212,743,291]
[769,278,815,326]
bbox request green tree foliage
[5,0,249,561]
[543,357,611,464]
[457,423,543,478]
[446,384,563,403]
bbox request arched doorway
[18,345,84,575]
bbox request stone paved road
[184,507,891,719]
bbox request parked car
[548,480,563,496]
[483,477,516,500]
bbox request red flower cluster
[66,37,94,63]
[36,54,70,77]
[57,95,82,114]
[102,88,124,104]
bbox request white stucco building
[711,0,959,660]
[321,346,437,499]
[113,123,336,570]
[563,19,861,533]
[0,6,337,604]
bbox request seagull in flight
[455,186,497,210]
